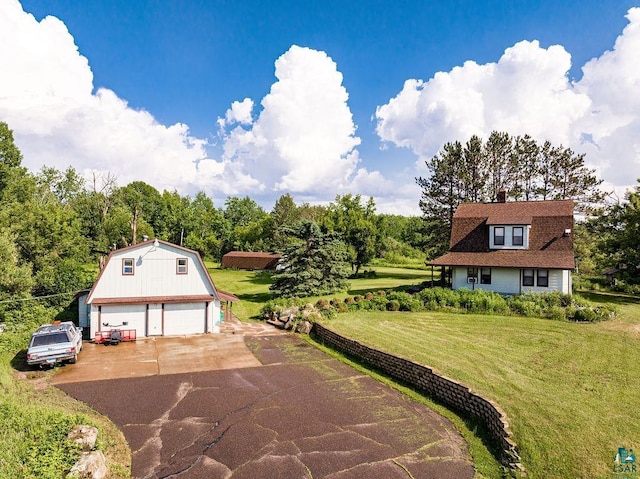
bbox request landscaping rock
[295,320,313,334]
[66,451,107,479]
[68,425,99,451]
[283,316,295,330]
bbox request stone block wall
[312,323,523,471]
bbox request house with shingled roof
[428,195,575,295]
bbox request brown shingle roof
[430,251,575,269]
[430,199,575,269]
[221,251,282,270]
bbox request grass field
[208,264,438,320]
[323,295,640,479]
[0,328,130,478]
[185,266,640,477]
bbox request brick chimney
[497,190,507,203]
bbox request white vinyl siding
[489,225,530,250]
[452,267,570,294]
[89,244,214,300]
[521,269,570,294]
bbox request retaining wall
[312,322,523,471]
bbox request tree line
[0,121,426,311]
[1,119,638,309]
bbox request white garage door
[164,303,207,336]
[101,304,147,338]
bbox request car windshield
[30,333,70,347]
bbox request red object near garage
[94,329,136,345]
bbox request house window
[522,269,534,286]
[537,269,549,287]
[176,258,188,275]
[122,258,134,275]
[480,268,492,284]
[467,267,478,284]
[494,227,505,246]
[512,227,524,246]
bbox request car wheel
[69,354,77,364]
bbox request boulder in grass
[68,425,99,451]
[66,451,107,479]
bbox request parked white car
[26,322,83,367]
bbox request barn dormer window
[494,227,505,246]
[176,258,188,275]
[122,258,134,275]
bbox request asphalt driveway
[56,330,474,478]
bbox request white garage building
[79,239,227,339]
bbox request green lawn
[323,299,640,479]
[208,264,437,320]
[208,265,640,478]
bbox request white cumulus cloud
[0,0,224,194]
[376,8,640,195]
[218,45,387,196]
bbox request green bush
[387,292,423,312]
[547,306,567,321]
[369,295,389,311]
[386,300,400,311]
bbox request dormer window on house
[512,227,523,246]
[176,258,188,274]
[490,225,528,249]
[122,258,134,275]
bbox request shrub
[547,306,567,321]
[369,295,389,311]
[315,299,330,310]
[387,291,423,312]
[572,308,599,322]
[386,300,400,311]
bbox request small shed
[221,251,281,270]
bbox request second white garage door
[164,302,207,336]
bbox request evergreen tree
[270,221,350,297]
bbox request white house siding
[521,269,570,295]
[89,244,214,300]
[452,267,520,295]
[453,267,570,295]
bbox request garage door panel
[164,303,206,336]
[101,304,146,337]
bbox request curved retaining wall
[312,322,523,472]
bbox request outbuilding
[221,251,281,270]
[79,239,231,339]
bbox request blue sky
[3,0,640,213]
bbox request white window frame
[122,258,134,275]
[176,258,188,275]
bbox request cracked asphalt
[57,334,474,479]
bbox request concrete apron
[52,321,282,384]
